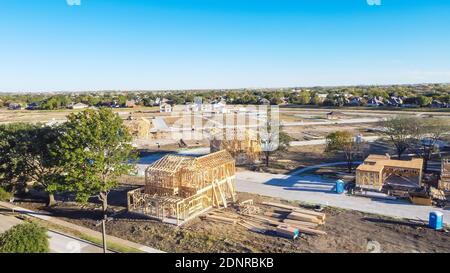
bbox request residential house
[8,103,22,110]
[125,100,137,108]
[431,100,447,108]
[387,96,403,107]
[26,102,40,110]
[367,97,384,107]
[212,100,228,113]
[347,96,363,106]
[69,102,89,110]
[259,98,271,105]
[160,102,173,113]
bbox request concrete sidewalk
[236,170,450,225]
[0,201,164,253]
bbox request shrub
[0,187,11,201]
[0,222,49,253]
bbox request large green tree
[325,131,367,173]
[57,108,136,216]
[0,123,63,205]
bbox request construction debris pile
[201,200,327,239]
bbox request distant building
[8,103,22,110]
[401,103,419,108]
[387,96,403,107]
[26,102,39,110]
[69,103,89,110]
[347,97,363,106]
[212,100,227,113]
[367,97,384,107]
[159,102,173,113]
[125,100,137,108]
[431,100,447,108]
[259,98,270,105]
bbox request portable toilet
[429,211,443,230]
[335,179,345,194]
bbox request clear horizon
[1,0,450,92]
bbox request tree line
[0,108,136,221]
[1,83,449,109]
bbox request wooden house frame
[127,150,236,225]
[439,158,450,191]
[124,117,152,139]
[356,154,423,191]
[210,128,262,165]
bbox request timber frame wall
[439,158,450,191]
[210,129,262,165]
[356,154,423,191]
[127,150,236,225]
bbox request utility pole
[102,216,107,253]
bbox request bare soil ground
[15,189,450,253]
[246,140,394,174]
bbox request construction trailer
[127,150,236,225]
[356,154,423,191]
[210,128,262,165]
[439,158,450,191]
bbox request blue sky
[1,0,450,92]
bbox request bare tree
[325,131,368,173]
[409,118,450,172]
[380,116,416,159]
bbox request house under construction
[356,154,423,191]
[124,117,153,139]
[127,150,236,225]
[439,158,450,191]
[210,128,262,165]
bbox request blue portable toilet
[335,179,345,194]
[429,211,443,230]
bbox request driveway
[236,170,450,224]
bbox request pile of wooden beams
[236,199,261,215]
[200,201,327,239]
[261,202,327,236]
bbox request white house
[212,100,228,113]
[160,103,172,113]
[69,103,89,110]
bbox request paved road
[236,170,450,224]
[290,135,380,146]
[0,214,106,253]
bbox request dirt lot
[15,188,450,253]
[245,140,395,174]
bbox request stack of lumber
[200,211,238,225]
[261,202,327,236]
[238,220,266,233]
[276,224,299,239]
[237,200,261,215]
